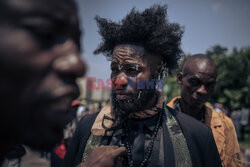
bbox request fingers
[76,163,87,167]
[110,146,127,158]
[82,146,127,167]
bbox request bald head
[182,54,217,77]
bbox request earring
[156,62,168,92]
[138,91,142,99]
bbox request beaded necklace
[123,109,163,167]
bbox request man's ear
[153,64,163,78]
[177,72,183,84]
[157,64,162,73]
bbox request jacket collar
[167,97,223,127]
[204,102,223,128]
[91,92,165,136]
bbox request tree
[210,46,250,109]
[206,45,228,57]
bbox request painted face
[178,60,217,108]
[111,44,160,113]
[0,0,86,150]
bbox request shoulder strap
[164,105,192,167]
[81,134,102,162]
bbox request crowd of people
[0,0,248,167]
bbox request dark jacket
[63,107,221,167]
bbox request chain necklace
[123,109,163,167]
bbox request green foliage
[210,46,250,109]
[165,45,250,110]
[164,54,191,102]
[206,45,228,57]
[164,74,180,102]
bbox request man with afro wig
[63,5,221,167]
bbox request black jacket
[63,107,221,167]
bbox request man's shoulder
[221,113,235,129]
[78,112,99,126]
[166,106,222,166]
[167,98,211,134]
[205,104,234,129]
[76,112,99,136]
[167,96,181,108]
[167,106,212,140]
[168,106,210,130]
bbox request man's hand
[77,146,127,167]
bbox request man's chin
[116,101,138,113]
[112,90,156,114]
[27,140,60,152]
[22,128,63,151]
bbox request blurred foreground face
[0,0,86,151]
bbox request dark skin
[177,54,217,120]
[0,0,85,157]
[77,146,127,167]
[0,0,126,165]
[111,44,163,113]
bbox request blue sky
[76,0,250,79]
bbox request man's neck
[0,142,12,164]
[143,93,158,110]
[120,92,158,112]
[179,99,204,121]
[118,92,159,119]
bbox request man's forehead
[2,0,76,20]
[112,44,145,62]
[113,44,145,55]
[185,58,215,72]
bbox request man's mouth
[116,94,133,100]
[40,86,80,127]
[51,85,80,102]
[49,96,75,112]
[114,91,135,100]
[193,98,206,105]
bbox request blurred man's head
[177,54,217,109]
[94,5,183,114]
[0,0,86,154]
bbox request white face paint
[136,64,139,71]
[156,61,169,92]
[118,64,123,71]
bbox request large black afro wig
[94,5,184,70]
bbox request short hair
[182,54,217,76]
[0,0,81,49]
[94,5,184,71]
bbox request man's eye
[206,83,215,90]
[22,25,69,48]
[189,79,199,86]
[128,68,137,72]
[111,67,119,73]
[125,68,140,75]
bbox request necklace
[124,109,163,167]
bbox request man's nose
[53,40,87,78]
[115,72,128,89]
[197,85,207,95]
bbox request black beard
[112,89,156,115]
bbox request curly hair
[94,5,184,70]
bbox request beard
[111,88,156,115]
